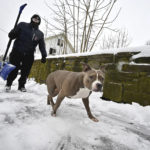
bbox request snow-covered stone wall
[30,47,150,106]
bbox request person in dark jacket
[5,14,47,92]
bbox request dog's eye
[100,76,104,82]
[89,76,94,80]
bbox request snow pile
[0,77,150,150]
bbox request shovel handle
[3,3,27,62]
[2,39,12,61]
[14,4,27,30]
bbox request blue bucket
[0,62,16,80]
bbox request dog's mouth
[92,83,103,92]
[92,87,103,92]
[93,89,102,92]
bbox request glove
[8,29,16,39]
[41,57,46,63]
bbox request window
[57,39,63,47]
[49,48,56,55]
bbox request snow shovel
[0,3,27,80]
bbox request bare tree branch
[44,0,120,54]
[100,28,132,49]
[89,0,117,51]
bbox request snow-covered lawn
[0,77,150,150]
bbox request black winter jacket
[9,22,47,57]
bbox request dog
[46,63,105,122]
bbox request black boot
[5,85,11,92]
[5,82,12,92]
[18,84,27,92]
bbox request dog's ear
[99,65,106,74]
[81,62,91,72]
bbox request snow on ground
[0,77,150,150]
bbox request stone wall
[29,51,150,106]
[102,64,150,106]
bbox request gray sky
[0,0,150,54]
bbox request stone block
[138,77,150,94]
[105,71,139,83]
[115,52,140,62]
[105,63,117,71]
[88,54,114,63]
[123,82,139,93]
[123,91,150,106]
[122,64,150,73]
[134,57,150,64]
[102,82,122,102]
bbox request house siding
[36,34,74,55]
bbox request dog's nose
[96,83,102,90]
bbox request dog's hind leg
[47,89,60,116]
[47,79,59,106]
[47,95,50,105]
[51,90,65,116]
[47,94,56,116]
[48,88,59,105]
[47,95,54,105]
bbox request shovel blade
[0,62,16,80]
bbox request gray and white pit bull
[46,63,105,122]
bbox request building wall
[36,35,73,55]
[45,38,63,55]
[29,52,150,106]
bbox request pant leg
[18,54,34,87]
[6,51,22,86]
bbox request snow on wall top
[34,45,150,60]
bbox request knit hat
[31,14,41,25]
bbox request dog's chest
[70,88,91,99]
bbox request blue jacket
[10,22,47,57]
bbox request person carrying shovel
[5,14,47,92]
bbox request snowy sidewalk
[0,78,150,150]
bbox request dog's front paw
[51,111,56,117]
[91,117,99,122]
